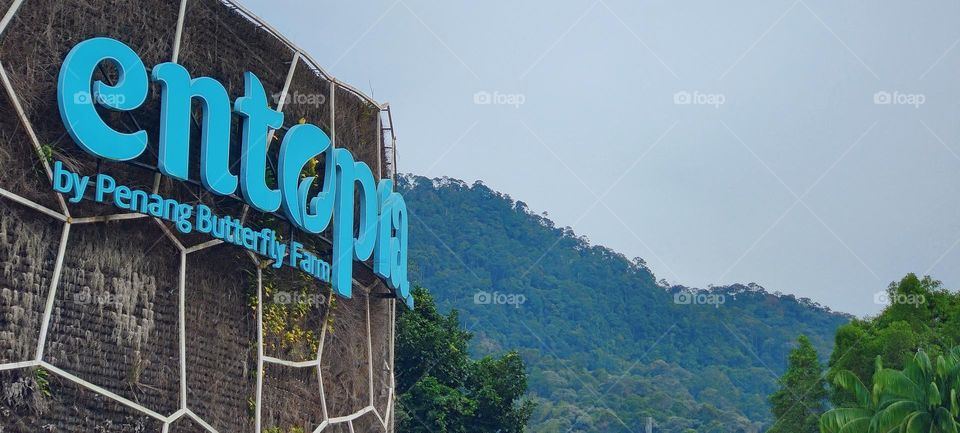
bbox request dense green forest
[398,175,851,433]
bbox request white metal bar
[312,420,328,433]
[373,407,386,431]
[366,296,374,407]
[171,0,189,63]
[152,173,162,195]
[245,249,261,267]
[71,213,149,224]
[0,186,67,221]
[164,408,188,423]
[186,409,219,433]
[255,267,264,433]
[185,238,222,254]
[34,222,70,360]
[264,51,300,148]
[384,383,394,431]
[277,52,300,112]
[178,251,187,409]
[389,299,395,374]
[317,290,332,420]
[0,61,70,217]
[261,356,319,368]
[330,80,336,148]
[385,298,395,431]
[0,360,38,371]
[0,0,23,37]
[41,361,167,421]
[327,405,375,424]
[376,113,383,180]
[153,217,186,252]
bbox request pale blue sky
[239,0,960,316]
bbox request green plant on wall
[33,367,51,398]
[248,268,326,360]
[39,144,54,162]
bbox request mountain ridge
[399,173,850,432]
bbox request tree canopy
[395,287,534,433]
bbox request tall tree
[768,335,827,433]
[395,287,534,432]
[827,274,959,405]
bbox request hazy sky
[238,0,960,316]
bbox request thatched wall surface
[0,369,164,433]
[319,292,370,418]
[0,203,58,363]
[184,245,257,432]
[44,220,181,414]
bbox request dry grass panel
[184,244,257,432]
[334,87,381,175]
[0,94,63,212]
[369,289,392,418]
[0,202,60,363]
[260,362,324,432]
[43,219,181,415]
[0,368,164,433]
[320,292,370,418]
[282,58,333,134]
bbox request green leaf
[870,400,921,433]
[821,408,873,433]
[902,412,931,433]
[930,382,942,407]
[835,370,874,410]
[934,407,958,433]
[874,370,924,405]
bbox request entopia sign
[53,37,412,307]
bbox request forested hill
[398,175,851,433]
